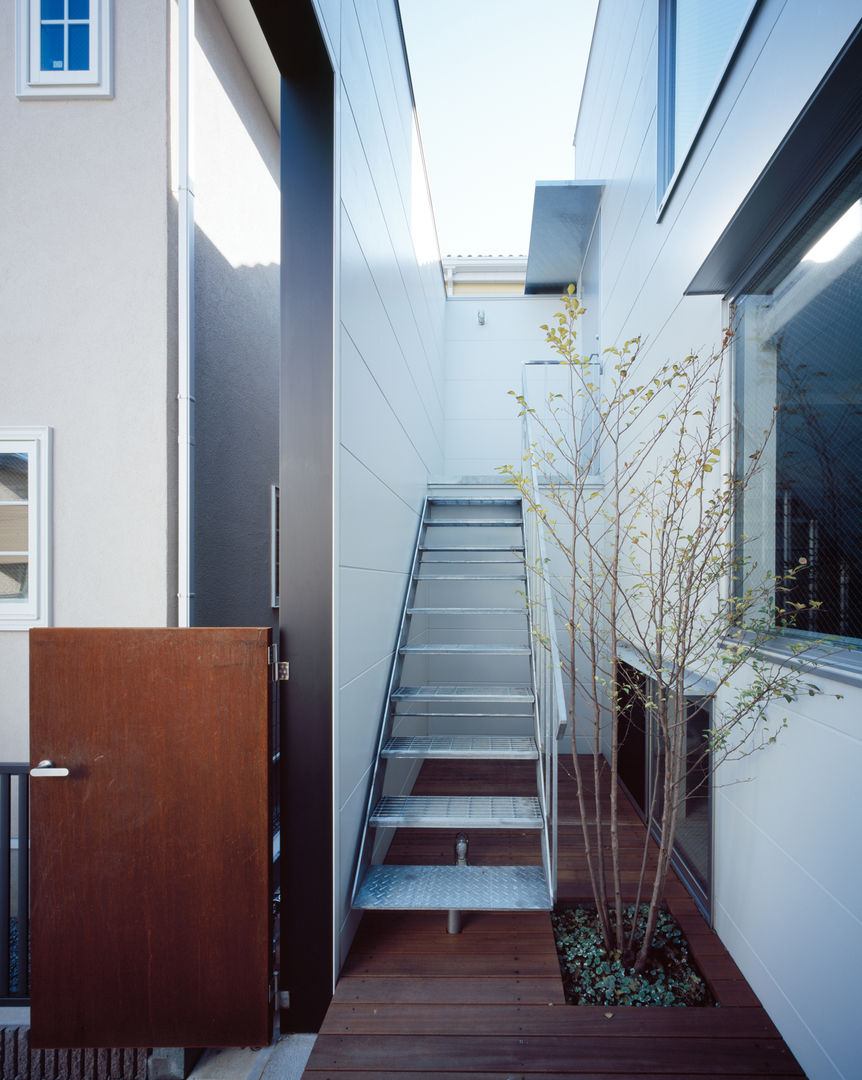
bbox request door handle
[31,759,70,777]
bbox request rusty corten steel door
[29,627,273,1049]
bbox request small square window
[16,0,113,99]
[0,428,52,630]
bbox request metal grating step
[407,607,525,615]
[354,864,551,910]
[370,794,543,829]
[382,735,538,760]
[425,519,521,527]
[415,572,526,580]
[400,643,530,654]
[390,711,536,719]
[419,555,522,563]
[392,685,534,703]
[427,498,520,506]
[420,545,525,552]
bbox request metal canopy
[524,181,604,294]
[687,22,862,297]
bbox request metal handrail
[1,763,29,1006]
[518,361,579,904]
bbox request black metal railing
[1,764,29,1005]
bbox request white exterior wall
[575,3,862,1078]
[0,1,173,761]
[441,295,560,481]
[312,0,448,968]
[192,0,280,631]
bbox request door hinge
[268,645,289,682]
[270,971,290,1009]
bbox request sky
[398,0,599,258]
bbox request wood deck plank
[340,952,561,977]
[306,1034,803,1074]
[319,1003,781,1038]
[332,976,565,1005]
[305,1073,804,1080]
[307,759,803,1078]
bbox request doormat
[0,1027,148,1080]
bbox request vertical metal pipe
[447,833,469,934]
[177,0,196,628]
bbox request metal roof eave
[524,181,604,295]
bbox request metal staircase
[351,495,555,914]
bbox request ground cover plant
[552,904,715,1007]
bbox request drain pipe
[177,0,195,628]
[447,833,469,934]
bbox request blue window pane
[68,23,89,70]
[69,0,90,16]
[40,24,65,70]
[41,0,64,19]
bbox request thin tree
[501,288,828,972]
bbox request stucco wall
[311,0,448,971]
[574,3,862,1078]
[0,0,173,760]
[191,0,280,632]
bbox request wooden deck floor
[303,759,805,1078]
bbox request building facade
[572,4,862,1078]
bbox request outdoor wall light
[477,310,486,325]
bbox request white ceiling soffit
[214,0,281,132]
[525,181,604,294]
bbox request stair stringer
[350,498,430,908]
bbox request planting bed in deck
[552,903,716,1007]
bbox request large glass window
[658,0,755,207]
[735,177,862,643]
[0,430,52,628]
[617,660,712,916]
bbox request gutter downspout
[177,0,195,627]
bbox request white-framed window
[0,428,52,629]
[657,0,756,213]
[15,0,113,99]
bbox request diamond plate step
[370,795,543,829]
[400,643,530,654]
[382,735,538,759]
[392,685,534,703]
[354,864,551,910]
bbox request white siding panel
[333,0,445,980]
[338,653,392,803]
[339,448,420,574]
[340,330,428,502]
[340,212,443,470]
[338,566,406,688]
[442,296,559,478]
[715,792,862,1080]
[575,3,862,1076]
